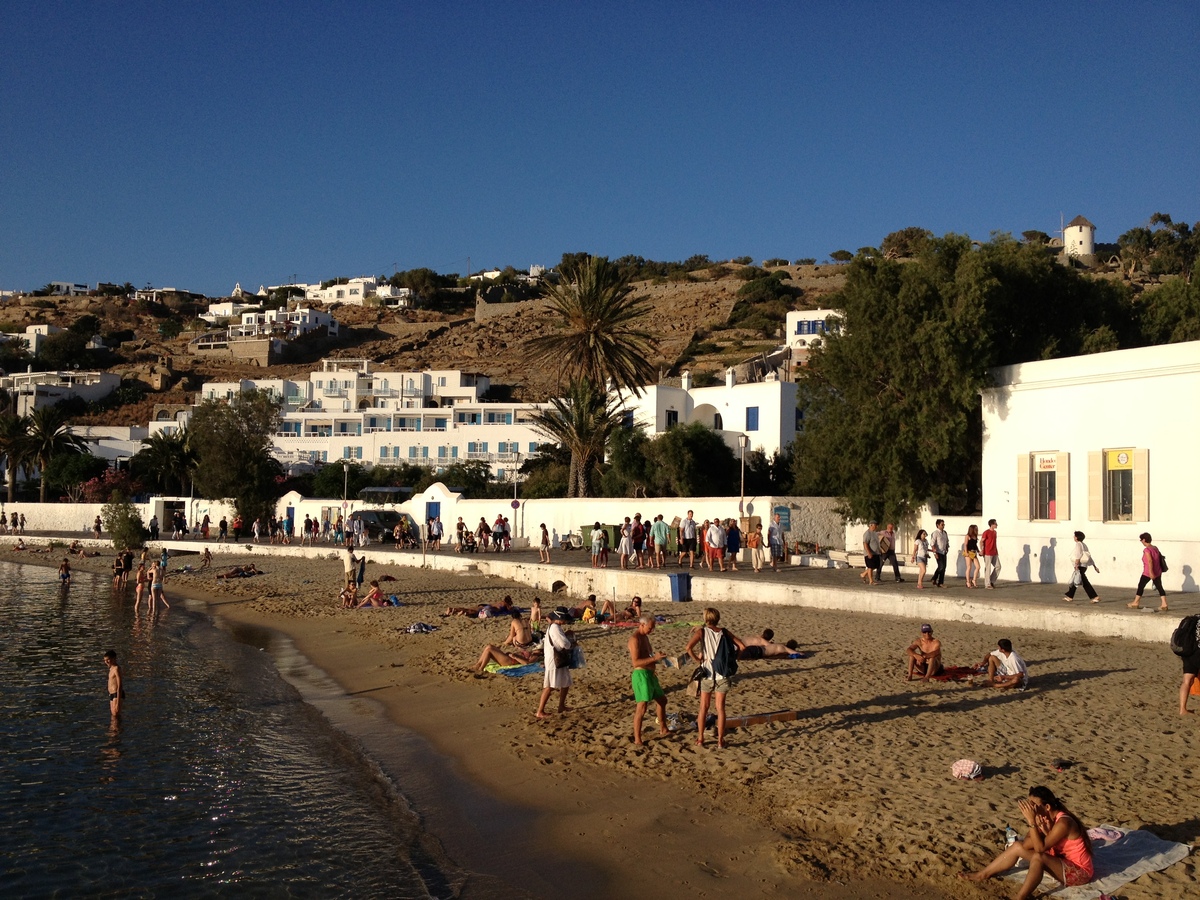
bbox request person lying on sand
[443,596,516,618]
[972,638,1029,689]
[472,644,537,674]
[739,628,800,660]
[571,594,599,621]
[604,596,644,623]
[905,624,944,681]
[216,564,260,579]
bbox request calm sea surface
[0,561,463,898]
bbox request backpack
[1170,614,1199,657]
[711,629,740,678]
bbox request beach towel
[483,662,544,677]
[406,622,438,634]
[929,665,976,682]
[660,621,703,629]
[1004,825,1189,898]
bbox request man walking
[981,519,1001,588]
[678,510,698,569]
[861,521,882,586]
[767,513,786,572]
[880,522,904,582]
[930,518,950,588]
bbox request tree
[531,378,624,497]
[44,451,109,500]
[416,460,495,497]
[792,234,1135,523]
[0,413,30,502]
[525,255,658,395]
[1140,277,1200,344]
[189,390,284,523]
[1021,230,1051,245]
[38,331,91,370]
[830,250,853,262]
[881,227,934,259]
[130,429,196,496]
[101,492,147,550]
[27,404,87,502]
[641,422,738,497]
[310,460,371,500]
[518,445,571,499]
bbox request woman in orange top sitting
[959,785,1093,899]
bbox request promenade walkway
[32,531,1193,643]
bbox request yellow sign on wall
[1106,449,1133,470]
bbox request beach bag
[1170,615,1199,657]
[686,666,705,698]
[1160,552,1169,573]
[711,630,739,678]
[879,534,892,554]
[569,644,586,669]
[1070,568,1082,587]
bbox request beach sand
[39,546,1199,898]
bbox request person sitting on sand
[500,608,534,649]
[339,581,358,608]
[905,624,944,682]
[356,580,390,608]
[739,628,800,660]
[570,594,599,621]
[973,638,1028,689]
[12,538,26,551]
[959,786,1093,899]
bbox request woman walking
[536,608,574,718]
[962,524,980,588]
[1127,532,1167,611]
[911,529,929,589]
[1063,530,1100,603]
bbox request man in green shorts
[628,615,670,746]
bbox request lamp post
[738,434,750,519]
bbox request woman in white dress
[1063,530,1100,603]
[536,608,574,718]
[618,517,635,569]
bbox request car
[346,510,415,542]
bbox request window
[438,446,447,459]
[496,469,505,480]
[1089,448,1148,522]
[379,446,388,458]
[529,442,538,453]
[409,447,418,459]
[713,412,723,431]
[451,446,459,459]
[746,407,759,432]
[666,410,678,428]
[1018,453,1070,521]
[421,446,429,459]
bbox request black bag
[1159,552,1169,573]
[1170,615,1198,657]
[711,630,739,678]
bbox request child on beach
[104,650,125,717]
[59,557,72,586]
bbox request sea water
[0,561,462,897]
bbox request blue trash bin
[667,572,692,602]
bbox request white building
[49,281,89,296]
[613,368,798,458]
[977,339,1199,591]
[0,370,121,416]
[305,277,378,305]
[200,300,261,324]
[1063,215,1096,261]
[785,308,841,374]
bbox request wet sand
[35,545,1200,898]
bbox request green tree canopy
[793,234,1136,523]
[189,390,284,523]
[27,404,88,502]
[130,429,196,496]
[44,451,109,500]
[531,378,624,498]
[1139,277,1200,344]
[525,256,658,395]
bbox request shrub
[101,493,147,550]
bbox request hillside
[3,263,848,423]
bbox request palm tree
[27,405,87,502]
[131,428,197,496]
[525,256,658,396]
[0,413,31,502]
[530,378,624,497]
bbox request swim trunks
[631,668,666,703]
[741,646,765,660]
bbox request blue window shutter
[746,407,759,431]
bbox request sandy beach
[36,544,1199,898]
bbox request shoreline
[22,543,1200,897]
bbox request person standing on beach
[678,510,697,568]
[59,557,72,586]
[628,615,669,746]
[981,519,1001,588]
[861,521,882,586]
[104,650,125,718]
[930,519,950,587]
[650,514,669,569]
[685,607,745,749]
[767,513,786,572]
[149,560,169,608]
[747,523,765,572]
[536,608,574,719]
[1128,532,1168,611]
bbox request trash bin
[667,572,692,602]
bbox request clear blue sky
[2,1,1197,297]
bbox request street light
[738,433,750,520]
